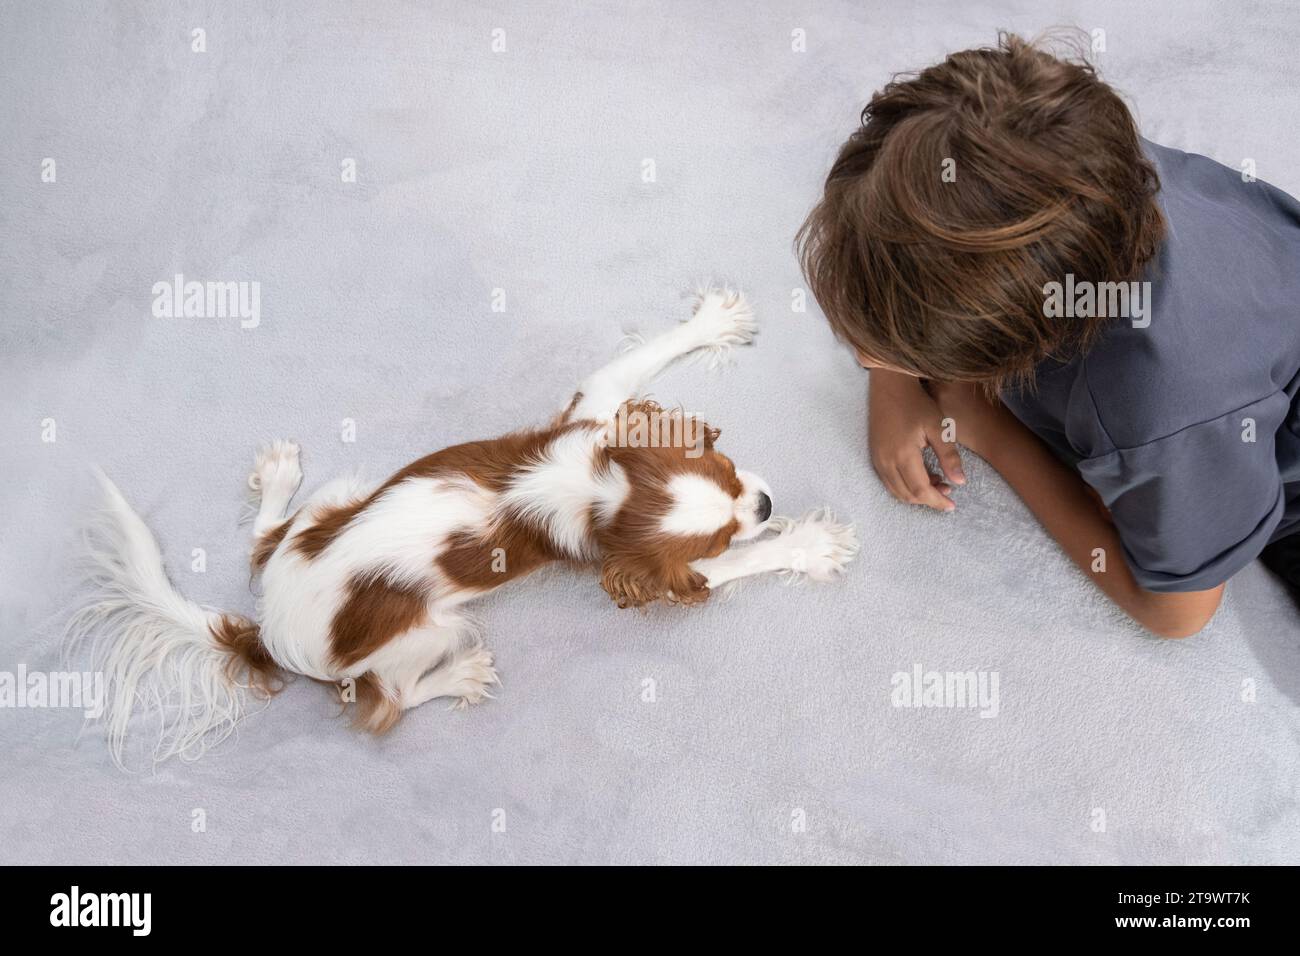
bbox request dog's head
[596,401,772,608]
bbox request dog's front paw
[687,286,757,366]
[770,510,859,581]
[248,440,303,495]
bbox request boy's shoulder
[1063,138,1300,456]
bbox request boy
[798,34,1300,637]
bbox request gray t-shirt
[1001,139,1300,593]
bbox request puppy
[71,289,858,766]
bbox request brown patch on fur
[438,516,565,592]
[349,672,402,734]
[289,498,369,559]
[210,613,283,696]
[391,421,593,491]
[289,421,595,562]
[329,573,430,671]
[559,390,584,423]
[251,519,291,570]
[305,672,401,735]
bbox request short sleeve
[1076,392,1290,592]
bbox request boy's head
[798,33,1164,387]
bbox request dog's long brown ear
[600,552,710,609]
[662,561,711,606]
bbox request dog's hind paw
[248,440,302,495]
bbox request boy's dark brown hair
[797,33,1164,387]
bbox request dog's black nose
[756,491,772,523]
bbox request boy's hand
[867,369,965,512]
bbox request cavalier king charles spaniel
[73,289,858,765]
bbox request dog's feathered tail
[66,469,280,769]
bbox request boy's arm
[934,382,1224,638]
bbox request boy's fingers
[930,474,954,496]
[928,433,966,485]
[896,461,955,512]
[871,458,902,500]
[880,467,910,505]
